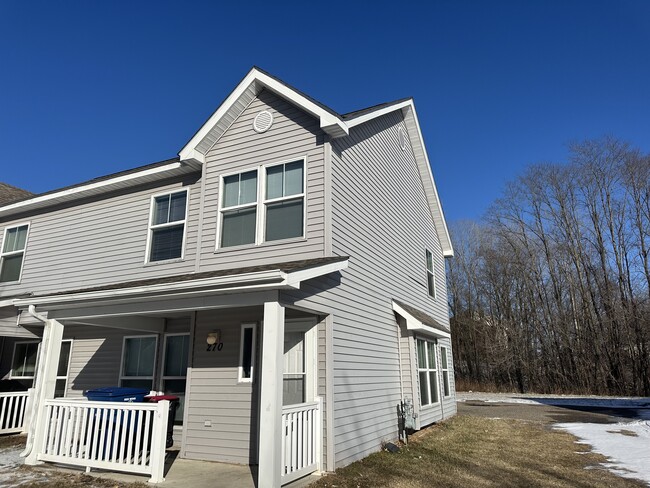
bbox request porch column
[258,300,285,488]
[24,318,64,465]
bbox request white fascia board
[392,300,451,339]
[283,258,349,288]
[178,68,349,161]
[403,104,454,257]
[0,299,16,308]
[13,269,287,307]
[345,100,413,128]
[0,162,186,216]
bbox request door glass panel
[283,330,305,406]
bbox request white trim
[392,300,450,339]
[345,100,413,128]
[238,322,257,383]
[0,222,31,284]
[119,335,159,389]
[179,68,348,163]
[416,336,440,408]
[144,188,190,264]
[0,162,192,216]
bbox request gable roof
[0,183,33,206]
[180,67,453,257]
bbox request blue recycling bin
[84,387,149,403]
[83,387,149,459]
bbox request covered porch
[11,256,346,487]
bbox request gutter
[20,305,48,458]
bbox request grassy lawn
[310,415,646,488]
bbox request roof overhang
[12,258,348,310]
[179,67,349,164]
[393,300,450,339]
[0,160,202,219]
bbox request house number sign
[207,342,223,352]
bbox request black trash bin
[145,395,180,448]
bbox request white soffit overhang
[392,300,450,339]
[13,258,349,309]
[178,68,349,164]
[0,160,202,219]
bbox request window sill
[215,236,307,254]
[0,279,22,285]
[143,258,185,267]
[420,402,441,411]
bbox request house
[0,67,455,486]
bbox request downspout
[20,305,49,458]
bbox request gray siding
[197,90,326,272]
[183,307,262,465]
[0,307,38,338]
[0,176,201,298]
[283,110,452,468]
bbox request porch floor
[34,448,318,488]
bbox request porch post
[24,318,64,465]
[258,300,285,488]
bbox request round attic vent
[253,110,274,133]
[398,127,407,151]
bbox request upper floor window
[221,170,258,248]
[265,160,304,242]
[425,249,436,298]
[1,224,29,283]
[147,190,188,262]
[219,159,305,248]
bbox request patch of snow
[0,446,49,487]
[457,391,650,409]
[555,420,650,484]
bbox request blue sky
[1,1,649,222]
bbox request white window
[425,249,436,298]
[218,159,305,248]
[264,160,304,242]
[161,333,189,424]
[146,190,188,262]
[238,323,257,383]
[1,224,29,283]
[440,346,451,397]
[120,335,158,390]
[220,170,258,248]
[10,340,71,398]
[416,338,439,406]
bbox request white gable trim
[392,300,451,339]
[179,68,349,164]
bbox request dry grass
[12,471,148,488]
[310,415,646,488]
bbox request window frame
[144,189,190,264]
[238,323,257,383]
[0,222,31,284]
[425,249,436,299]
[261,158,306,243]
[215,157,307,250]
[217,168,260,249]
[9,339,72,397]
[160,333,190,385]
[119,334,159,390]
[440,345,451,397]
[416,336,440,408]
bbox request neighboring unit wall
[197,90,326,271]
[0,307,37,338]
[0,176,201,297]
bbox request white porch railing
[0,391,32,434]
[281,398,321,485]
[34,398,169,483]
